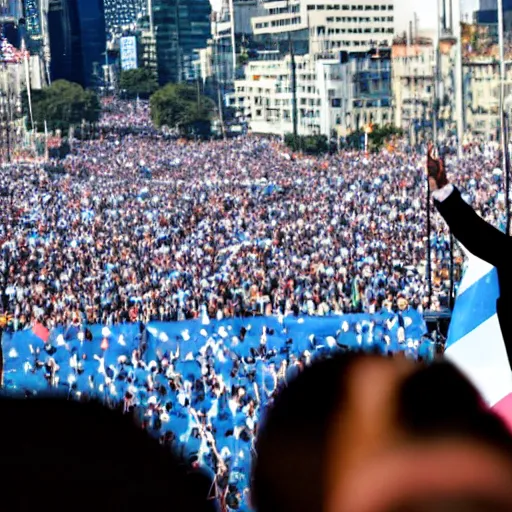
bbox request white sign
[120,36,138,71]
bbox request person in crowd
[251,351,512,512]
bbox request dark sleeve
[435,187,512,268]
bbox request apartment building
[229,47,392,137]
[463,59,512,138]
[251,0,395,56]
[392,37,457,139]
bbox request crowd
[0,107,504,332]
[0,99,509,509]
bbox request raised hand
[427,142,449,191]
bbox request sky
[210,0,481,33]
[396,0,479,32]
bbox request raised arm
[427,144,512,268]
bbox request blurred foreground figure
[251,352,512,512]
[0,398,218,512]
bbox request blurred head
[251,352,512,512]
[0,397,217,512]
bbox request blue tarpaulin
[2,312,428,499]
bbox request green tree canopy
[119,68,159,99]
[150,83,216,137]
[284,134,328,155]
[24,80,100,133]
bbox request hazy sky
[210,0,481,33]
[397,0,479,32]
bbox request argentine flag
[445,246,512,430]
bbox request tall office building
[152,0,211,85]
[474,0,512,38]
[76,0,106,86]
[48,0,106,87]
[0,0,22,18]
[103,0,146,34]
[152,0,179,85]
[48,0,84,84]
[23,0,43,37]
[177,0,211,80]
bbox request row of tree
[25,69,217,137]
[24,68,402,151]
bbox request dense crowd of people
[0,99,509,510]
[0,101,506,332]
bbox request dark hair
[0,397,217,511]
[251,353,512,512]
[251,351,368,512]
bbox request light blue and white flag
[444,245,512,429]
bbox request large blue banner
[2,312,429,503]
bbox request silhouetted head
[0,397,218,511]
[251,352,512,512]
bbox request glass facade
[48,0,106,88]
[153,0,179,85]
[177,0,211,81]
[153,0,211,85]
[24,0,42,37]
[103,0,146,34]
[76,0,106,87]
[48,0,85,85]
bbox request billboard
[120,36,138,71]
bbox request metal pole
[214,24,226,139]
[434,0,443,143]
[505,112,512,235]
[287,0,298,138]
[449,233,455,311]
[498,0,509,235]
[426,168,433,310]
[228,0,237,82]
[452,0,464,158]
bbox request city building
[152,0,179,84]
[24,0,42,37]
[177,0,211,81]
[462,58,512,139]
[103,0,147,34]
[0,0,22,18]
[251,0,395,57]
[1,15,19,45]
[135,14,157,73]
[392,36,457,142]
[76,0,106,86]
[48,0,84,85]
[48,0,106,88]
[152,0,211,84]
[346,47,392,131]
[474,0,512,40]
[228,47,392,137]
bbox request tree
[150,83,216,137]
[346,124,403,152]
[284,134,328,155]
[24,80,100,133]
[119,68,159,99]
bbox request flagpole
[498,0,511,235]
[452,0,464,158]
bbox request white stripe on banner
[444,245,512,429]
[456,251,494,296]
[445,314,512,407]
